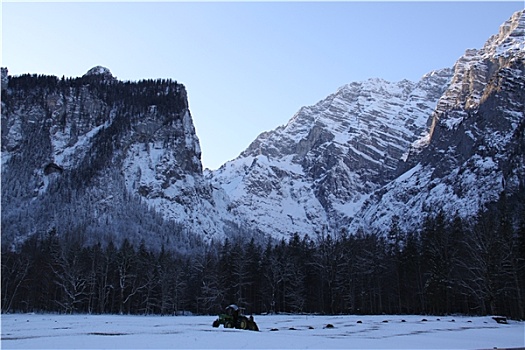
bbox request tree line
[3,71,187,118]
[3,195,524,319]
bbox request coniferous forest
[2,192,524,320]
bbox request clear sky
[2,1,524,170]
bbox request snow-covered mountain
[349,9,525,234]
[210,9,525,238]
[2,10,524,248]
[209,70,453,239]
[1,67,231,249]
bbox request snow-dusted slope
[119,106,229,240]
[1,68,230,248]
[350,10,525,234]
[211,10,524,239]
[210,70,452,239]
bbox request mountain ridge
[1,70,226,250]
[209,68,454,239]
[348,9,525,234]
[1,10,524,248]
[210,9,524,238]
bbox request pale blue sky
[2,1,524,169]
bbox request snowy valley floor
[1,314,524,349]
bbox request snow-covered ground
[1,314,523,349]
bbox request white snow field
[1,314,524,349]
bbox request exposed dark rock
[44,163,63,175]
[492,316,508,324]
[1,67,8,91]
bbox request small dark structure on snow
[492,316,508,324]
[212,304,259,331]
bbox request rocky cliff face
[209,70,453,239]
[349,10,525,233]
[210,10,524,239]
[1,67,228,249]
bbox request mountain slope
[210,70,453,239]
[211,10,524,239]
[349,9,525,234]
[1,67,228,249]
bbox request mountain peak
[483,10,525,57]
[83,66,115,80]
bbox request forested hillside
[1,68,222,251]
[3,192,524,319]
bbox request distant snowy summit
[484,9,525,58]
[82,65,115,81]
